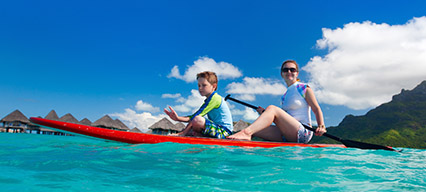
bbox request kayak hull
[30,117,345,148]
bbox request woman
[228,60,326,143]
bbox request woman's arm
[304,87,326,136]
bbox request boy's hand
[164,106,179,121]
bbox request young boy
[164,71,233,139]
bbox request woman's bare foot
[227,129,252,140]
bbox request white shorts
[282,123,313,143]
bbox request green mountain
[311,80,426,149]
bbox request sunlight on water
[0,133,425,191]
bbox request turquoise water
[0,133,425,192]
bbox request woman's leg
[228,105,300,142]
[252,125,283,142]
[270,105,300,142]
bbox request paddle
[225,94,398,152]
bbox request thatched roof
[233,120,249,132]
[174,122,186,131]
[149,118,177,130]
[79,118,92,126]
[130,127,142,133]
[114,119,130,130]
[45,110,59,120]
[59,113,79,123]
[92,115,117,128]
[1,110,30,123]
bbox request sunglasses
[281,67,297,73]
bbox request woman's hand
[256,106,265,114]
[315,125,327,136]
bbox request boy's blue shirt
[189,91,233,131]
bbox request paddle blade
[341,139,397,151]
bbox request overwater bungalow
[1,109,250,137]
[42,110,67,135]
[1,110,30,133]
[79,118,92,126]
[59,113,80,124]
[0,109,133,136]
[130,127,142,133]
[92,115,130,131]
[114,119,130,131]
[148,117,184,135]
[45,110,60,121]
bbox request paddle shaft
[225,95,258,109]
[225,94,397,151]
[301,124,341,141]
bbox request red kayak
[30,117,345,149]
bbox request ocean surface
[1,133,425,192]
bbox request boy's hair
[196,71,218,90]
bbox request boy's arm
[165,106,192,136]
[177,122,192,136]
[164,106,190,122]
[189,94,221,120]
[176,116,191,122]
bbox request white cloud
[172,104,193,113]
[162,93,186,103]
[161,93,182,99]
[243,108,260,121]
[135,100,160,113]
[229,103,259,121]
[170,89,204,113]
[226,77,286,101]
[235,94,256,102]
[305,17,426,110]
[110,108,166,132]
[168,56,243,82]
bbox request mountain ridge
[311,80,426,149]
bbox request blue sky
[1,0,426,132]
